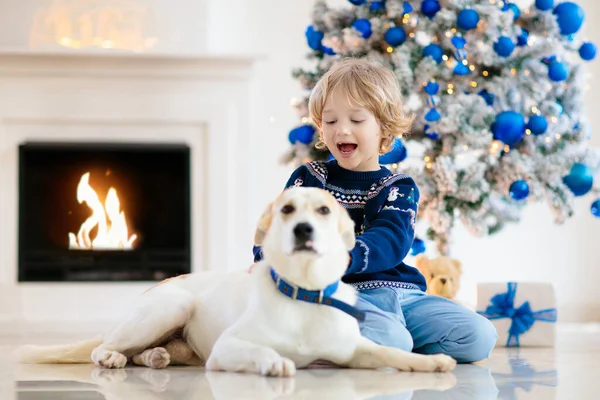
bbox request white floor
[1,324,599,399]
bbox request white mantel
[0,51,260,334]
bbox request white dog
[17,187,456,376]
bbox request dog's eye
[316,206,330,215]
[281,204,295,214]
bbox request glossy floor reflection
[2,324,599,399]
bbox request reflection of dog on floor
[15,365,459,400]
[17,187,456,376]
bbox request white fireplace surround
[0,52,259,334]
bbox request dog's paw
[92,348,128,369]
[397,353,456,373]
[426,354,457,373]
[255,354,296,377]
[205,346,296,377]
[146,347,171,369]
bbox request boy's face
[321,87,382,172]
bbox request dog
[16,187,456,376]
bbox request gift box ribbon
[478,282,557,347]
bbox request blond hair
[308,57,413,154]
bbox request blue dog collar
[269,268,366,322]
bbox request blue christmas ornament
[579,42,597,61]
[451,36,470,75]
[479,89,495,106]
[424,81,439,95]
[454,62,470,75]
[509,180,530,200]
[385,26,407,47]
[305,26,324,51]
[421,0,441,19]
[425,132,440,140]
[403,1,414,14]
[423,43,443,63]
[425,108,441,122]
[517,28,529,46]
[548,61,568,81]
[457,9,479,30]
[289,125,315,144]
[450,36,467,50]
[494,36,515,57]
[527,115,548,135]
[451,36,466,49]
[322,46,336,55]
[411,237,426,256]
[352,18,372,39]
[535,0,554,11]
[379,138,407,164]
[555,101,564,114]
[591,200,600,217]
[492,111,526,146]
[370,1,385,11]
[542,55,557,64]
[423,82,442,122]
[563,163,594,196]
[348,0,367,5]
[424,124,440,140]
[503,3,521,21]
[553,2,585,35]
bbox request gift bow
[478,282,557,347]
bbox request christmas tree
[282,0,599,255]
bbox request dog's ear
[254,202,274,246]
[337,203,356,250]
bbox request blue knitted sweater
[253,160,426,292]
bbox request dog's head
[254,187,355,290]
[415,254,462,300]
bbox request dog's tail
[15,336,103,364]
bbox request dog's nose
[293,223,313,241]
[440,278,447,284]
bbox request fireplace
[18,141,191,282]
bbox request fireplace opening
[18,142,191,282]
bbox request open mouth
[337,143,358,158]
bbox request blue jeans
[355,286,498,363]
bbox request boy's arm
[252,165,309,262]
[346,177,419,275]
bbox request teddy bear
[414,254,462,300]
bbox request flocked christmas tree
[282,0,600,255]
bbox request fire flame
[68,172,137,250]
